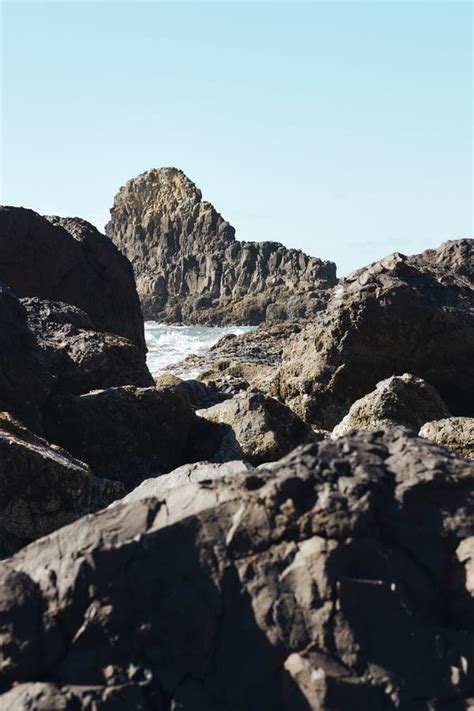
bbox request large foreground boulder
[105,168,336,324]
[44,385,198,483]
[419,417,474,460]
[0,207,145,350]
[0,412,124,557]
[0,428,473,709]
[198,390,317,465]
[332,373,450,438]
[278,242,474,428]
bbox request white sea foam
[145,322,255,379]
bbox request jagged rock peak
[106,167,337,325]
[111,166,215,212]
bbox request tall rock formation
[105,168,337,324]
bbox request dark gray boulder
[24,297,153,397]
[0,411,124,557]
[44,385,199,483]
[0,285,49,430]
[0,206,146,350]
[0,428,473,709]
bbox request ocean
[145,322,256,378]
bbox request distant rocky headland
[0,175,473,710]
[106,167,337,324]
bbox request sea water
[145,322,256,378]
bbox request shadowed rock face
[44,385,198,483]
[0,428,473,709]
[277,243,474,428]
[0,207,146,351]
[105,168,337,325]
[198,390,317,465]
[0,412,124,558]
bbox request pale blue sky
[1,1,472,275]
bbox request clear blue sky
[1,1,472,276]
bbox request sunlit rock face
[106,167,337,325]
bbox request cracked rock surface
[106,168,337,325]
[1,428,473,710]
[277,241,474,428]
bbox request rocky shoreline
[0,174,473,709]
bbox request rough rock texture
[419,417,474,460]
[0,207,145,350]
[198,391,317,465]
[1,428,474,709]
[122,460,254,504]
[105,168,336,324]
[332,373,451,438]
[278,242,474,428]
[44,385,199,483]
[0,285,49,430]
[0,289,153,433]
[0,682,151,710]
[0,412,124,558]
[24,298,153,398]
[407,238,473,289]
[170,323,302,401]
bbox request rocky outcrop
[44,385,198,483]
[198,390,317,465]
[419,417,474,460]
[0,207,145,350]
[105,168,337,324]
[277,242,474,428]
[332,373,451,438]
[24,298,153,398]
[170,322,302,402]
[0,412,124,557]
[0,290,153,433]
[1,428,473,708]
[0,285,50,430]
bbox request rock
[44,385,198,483]
[154,374,227,409]
[0,207,145,350]
[0,681,152,710]
[122,460,254,504]
[0,285,50,430]
[0,412,124,557]
[278,242,474,428]
[407,237,473,290]
[419,417,474,459]
[170,322,301,401]
[24,298,153,397]
[0,428,473,708]
[198,390,317,465]
[332,373,451,438]
[0,290,153,433]
[105,168,336,324]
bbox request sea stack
[106,168,337,324]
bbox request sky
[1,0,472,276]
